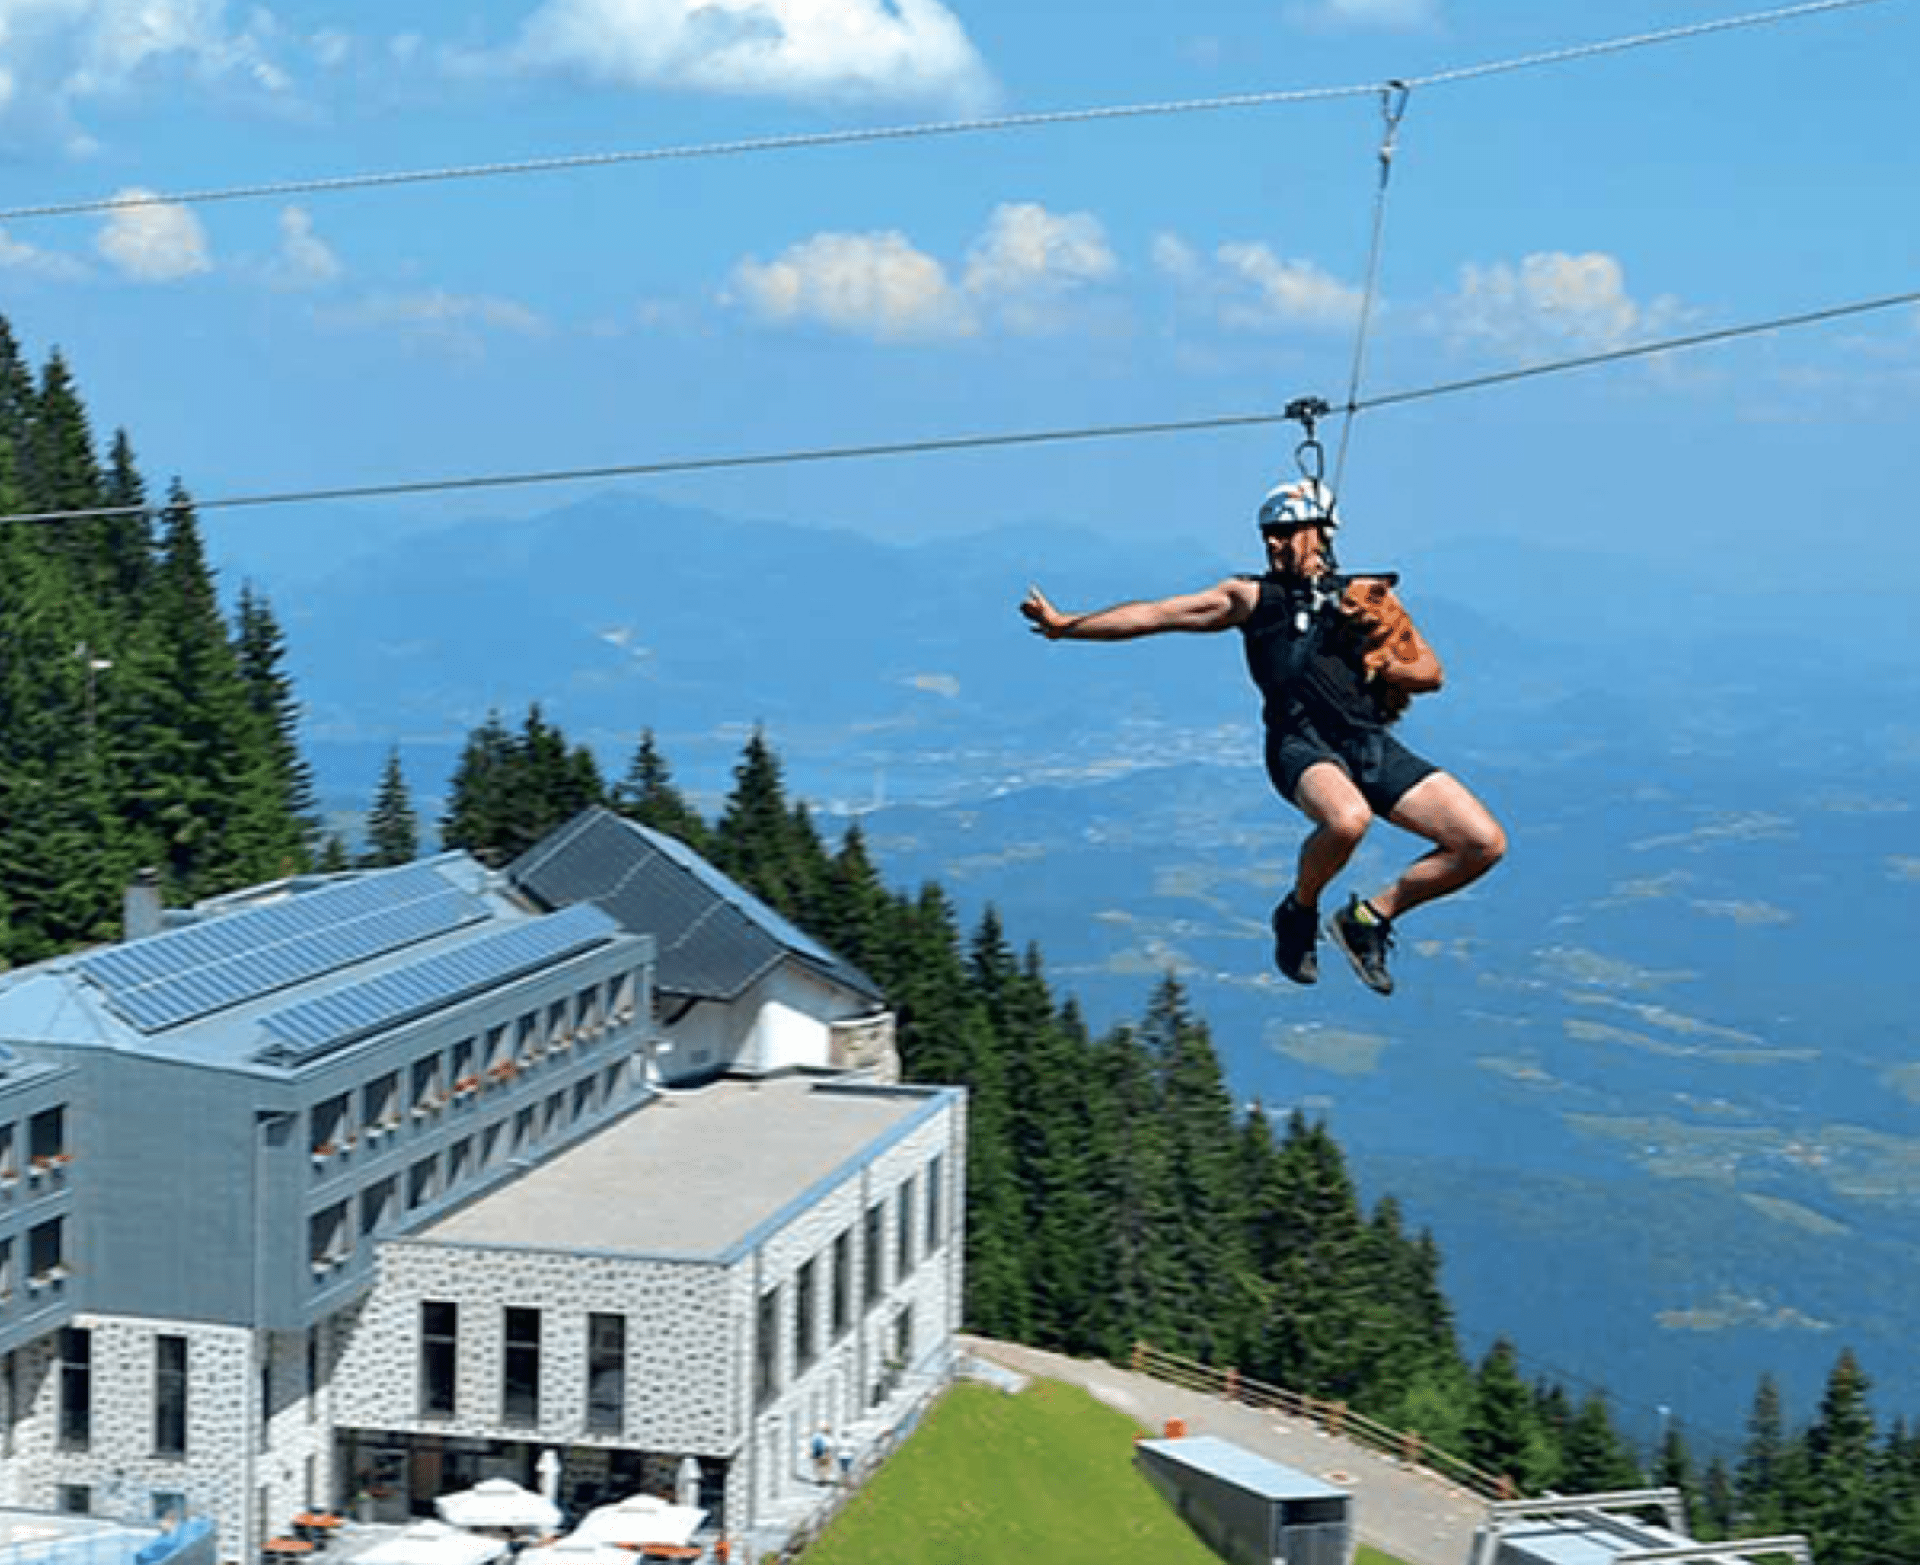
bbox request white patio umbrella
[435,1478,564,1534]
[520,1539,634,1565]
[359,1522,509,1565]
[572,1496,707,1550]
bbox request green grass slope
[801,1378,1224,1565]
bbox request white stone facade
[1,1315,260,1556]
[328,1087,965,1537]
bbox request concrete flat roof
[416,1076,948,1262]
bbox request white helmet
[1257,478,1339,533]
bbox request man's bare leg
[1367,771,1507,921]
[1291,761,1375,908]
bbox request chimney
[123,868,164,943]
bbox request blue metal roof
[1136,1436,1350,1502]
[510,808,883,1004]
[76,863,488,1031]
[258,903,619,1063]
[0,855,648,1076]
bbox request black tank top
[1237,573,1391,736]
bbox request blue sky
[0,0,1915,601]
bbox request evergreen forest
[1,315,1915,1565]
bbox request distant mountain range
[210,489,1920,1449]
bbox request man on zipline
[1019,479,1505,994]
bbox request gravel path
[960,1335,1487,1565]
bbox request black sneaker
[1270,894,1319,985]
[1328,897,1395,996]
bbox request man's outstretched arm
[1021,580,1254,641]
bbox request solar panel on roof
[257,903,619,1064]
[76,864,489,1032]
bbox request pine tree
[363,748,420,868]
[1737,1374,1790,1533]
[233,584,316,871]
[1140,976,1253,1365]
[442,710,516,856]
[712,729,816,915]
[1466,1339,1537,1491]
[317,833,352,873]
[1805,1349,1876,1565]
[1560,1393,1643,1493]
[611,729,708,851]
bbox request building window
[151,1492,187,1525]
[28,1107,66,1170]
[309,1201,352,1276]
[307,1327,322,1424]
[794,1257,819,1376]
[516,1013,543,1069]
[479,1121,505,1168]
[578,985,605,1040]
[484,1024,512,1081]
[407,1156,440,1213]
[3,1351,17,1459]
[896,1178,916,1281]
[58,1327,90,1449]
[610,972,637,1026]
[451,1038,478,1099]
[831,1229,853,1341]
[58,1486,90,1515]
[512,1107,536,1154]
[892,1305,914,1370]
[572,1078,596,1120]
[448,1137,474,1187]
[363,1073,400,1140]
[361,1177,398,1237]
[926,1155,944,1255]
[546,998,573,1053]
[0,1237,13,1303]
[0,1125,15,1183]
[586,1314,625,1434]
[28,1218,65,1285]
[412,1054,443,1119]
[863,1202,885,1307]
[754,1287,780,1411]
[502,1308,541,1426]
[155,1334,188,1457]
[310,1094,351,1160]
[420,1302,457,1418]
[542,1092,564,1139]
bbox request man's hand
[1020,585,1072,640]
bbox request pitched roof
[510,808,883,1005]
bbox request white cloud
[729,202,1120,343]
[731,230,973,342]
[317,289,548,358]
[1156,234,1362,331]
[0,0,293,147]
[0,226,89,279]
[1149,232,1201,282]
[962,202,1117,333]
[1288,0,1440,31]
[1217,243,1365,329]
[492,0,992,110]
[95,190,211,281]
[269,205,341,289]
[1443,251,1687,358]
[964,203,1116,298]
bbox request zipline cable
[1331,81,1410,501]
[2,284,1914,528]
[0,0,1889,225]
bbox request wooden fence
[1130,1340,1517,1504]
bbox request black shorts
[1266,719,1439,817]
